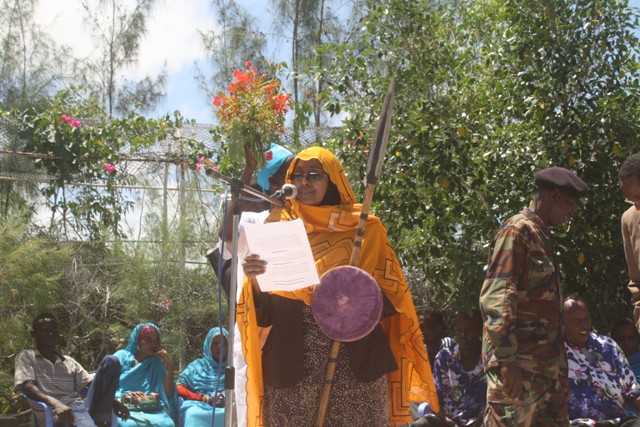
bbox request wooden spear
[315,75,396,427]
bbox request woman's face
[210,334,228,362]
[290,159,329,206]
[613,323,640,356]
[138,329,160,356]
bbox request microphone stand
[205,168,283,427]
[206,168,283,208]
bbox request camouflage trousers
[484,368,569,427]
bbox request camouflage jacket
[480,208,565,379]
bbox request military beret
[534,167,588,197]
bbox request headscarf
[177,327,228,395]
[137,325,157,344]
[114,323,178,419]
[237,147,439,426]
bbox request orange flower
[212,61,293,164]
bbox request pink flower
[245,60,252,68]
[162,299,173,310]
[61,114,81,128]
[103,163,116,173]
[196,156,218,172]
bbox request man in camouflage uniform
[480,167,588,427]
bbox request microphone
[271,183,297,200]
[205,168,283,207]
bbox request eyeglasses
[290,172,327,183]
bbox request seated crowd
[15,313,228,427]
[16,298,640,427]
[411,300,640,427]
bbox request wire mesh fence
[0,117,340,248]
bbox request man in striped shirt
[15,313,129,427]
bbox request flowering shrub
[61,114,81,128]
[195,156,217,172]
[212,61,292,164]
[6,89,180,239]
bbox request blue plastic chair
[417,401,432,417]
[22,392,117,427]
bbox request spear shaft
[315,75,396,427]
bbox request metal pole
[178,132,186,371]
[224,184,241,427]
[204,169,283,427]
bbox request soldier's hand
[501,362,524,400]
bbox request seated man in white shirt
[15,313,129,427]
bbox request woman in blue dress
[177,327,228,427]
[114,323,178,427]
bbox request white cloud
[134,0,214,77]
[33,0,214,79]
[33,0,217,122]
[34,1,93,58]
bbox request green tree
[0,0,71,109]
[0,211,72,374]
[0,0,73,219]
[319,0,640,329]
[270,0,366,129]
[80,0,166,116]
[198,0,267,100]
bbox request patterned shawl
[114,323,178,419]
[237,147,439,426]
[177,326,228,395]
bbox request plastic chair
[22,392,117,427]
[417,401,432,417]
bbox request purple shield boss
[311,265,383,342]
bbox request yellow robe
[236,147,439,426]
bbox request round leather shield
[311,265,383,342]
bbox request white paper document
[242,218,320,292]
